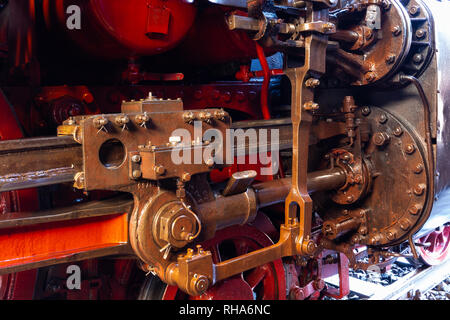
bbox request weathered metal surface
[0,136,82,192]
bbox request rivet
[405,144,415,154]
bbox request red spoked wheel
[417,225,450,266]
[138,223,286,300]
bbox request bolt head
[385,54,396,65]
[372,132,390,146]
[405,144,416,154]
[413,183,426,196]
[361,106,371,116]
[393,127,403,136]
[155,165,166,175]
[409,5,420,16]
[181,172,191,182]
[408,204,422,215]
[413,53,423,64]
[132,170,142,179]
[386,231,396,241]
[391,25,402,36]
[415,29,426,39]
[414,163,424,174]
[399,218,411,230]
[131,155,141,163]
[365,72,376,82]
[378,113,388,123]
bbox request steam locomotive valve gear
[0,0,449,300]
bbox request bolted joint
[372,132,390,146]
[115,115,130,126]
[190,275,210,296]
[305,78,320,88]
[93,116,108,129]
[303,101,319,111]
[183,111,195,124]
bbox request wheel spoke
[245,266,267,289]
[210,244,221,264]
[233,239,249,256]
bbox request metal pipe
[253,167,346,208]
[197,167,347,238]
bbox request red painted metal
[172,7,262,65]
[323,252,350,299]
[0,90,39,300]
[0,214,128,272]
[42,0,197,58]
[255,43,271,120]
[162,220,286,300]
[418,225,450,265]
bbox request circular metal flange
[360,106,428,246]
[395,0,434,81]
[337,0,412,86]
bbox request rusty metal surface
[0,195,133,230]
[419,0,450,237]
[0,136,82,192]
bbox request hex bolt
[413,183,426,196]
[93,116,108,129]
[322,22,335,33]
[115,115,130,126]
[415,29,426,39]
[405,144,416,154]
[213,109,226,121]
[413,53,423,64]
[385,54,396,65]
[154,165,166,175]
[192,275,210,295]
[183,111,195,124]
[378,113,388,124]
[386,231,396,241]
[73,172,85,189]
[414,163,424,174]
[290,287,305,300]
[135,113,150,126]
[365,72,376,83]
[408,204,422,215]
[393,126,403,136]
[391,25,402,36]
[361,106,371,116]
[132,170,142,179]
[399,218,411,231]
[409,5,420,16]
[181,172,191,182]
[305,78,321,88]
[198,111,213,123]
[131,155,141,163]
[303,101,319,111]
[372,132,390,146]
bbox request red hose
[255,42,271,120]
